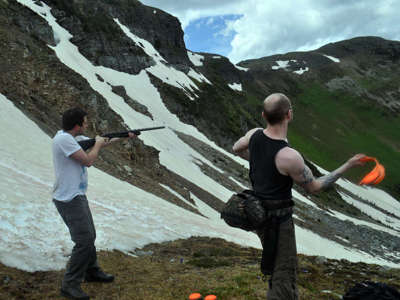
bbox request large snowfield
[1,0,399,272]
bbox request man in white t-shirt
[52,107,136,300]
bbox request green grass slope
[1,237,399,299]
[288,82,400,196]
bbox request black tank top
[249,129,293,200]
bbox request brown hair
[62,107,87,131]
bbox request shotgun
[78,126,165,151]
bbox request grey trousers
[54,195,99,287]
[256,216,299,300]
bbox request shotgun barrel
[78,126,165,150]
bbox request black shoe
[60,285,90,300]
[85,270,114,283]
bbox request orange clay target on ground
[359,156,385,185]
[189,293,203,300]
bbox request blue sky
[141,0,400,64]
[184,14,242,56]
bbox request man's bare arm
[235,148,250,160]
[279,149,365,193]
[295,164,343,193]
[232,128,261,161]
[298,164,314,185]
[318,169,347,189]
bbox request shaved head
[263,93,292,125]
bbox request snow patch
[228,176,249,189]
[296,225,398,267]
[272,59,300,71]
[272,60,290,70]
[115,18,200,100]
[234,65,249,72]
[311,163,400,231]
[323,54,340,63]
[159,184,197,209]
[187,68,212,84]
[329,208,399,236]
[293,67,309,75]
[187,51,204,67]
[228,82,242,91]
[293,190,320,209]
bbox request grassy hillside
[288,82,400,196]
[232,37,400,199]
[1,237,399,300]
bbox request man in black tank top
[232,93,366,300]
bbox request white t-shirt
[52,130,88,201]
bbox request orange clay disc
[189,293,203,300]
[359,157,385,185]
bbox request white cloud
[141,0,246,28]
[206,16,215,26]
[140,0,400,63]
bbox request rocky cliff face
[12,0,190,74]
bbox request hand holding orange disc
[359,156,385,185]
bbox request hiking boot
[85,269,114,283]
[60,285,90,300]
